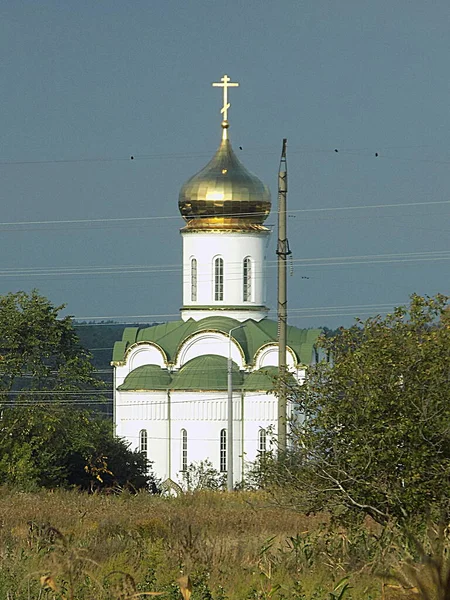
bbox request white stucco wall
[115,390,170,480]
[174,332,244,369]
[181,230,270,321]
[114,385,280,486]
[127,344,167,370]
[114,343,167,388]
[254,344,296,369]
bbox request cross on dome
[212,74,239,139]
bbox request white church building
[112,75,321,487]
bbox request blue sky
[0,0,448,328]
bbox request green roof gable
[243,366,278,391]
[243,366,297,391]
[116,357,285,392]
[112,316,321,367]
[118,365,172,391]
[171,355,243,391]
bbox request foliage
[275,293,450,525]
[0,290,101,397]
[0,289,153,491]
[0,404,154,491]
[180,460,227,492]
[386,523,450,600]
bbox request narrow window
[214,257,224,301]
[258,428,267,454]
[220,429,227,472]
[191,258,197,301]
[181,429,188,471]
[243,257,252,301]
[139,429,148,456]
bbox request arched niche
[254,344,297,369]
[174,331,245,370]
[125,342,167,371]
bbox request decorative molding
[253,343,297,369]
[174,329,246,369]
[180,305,268,311]
[124,341,168,369]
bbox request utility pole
[227,324,245,491]
[277,139,291,453]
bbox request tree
[270,294,450,525]
[0,290,156,491]
[181,460,226,492]
[0,290,99,399]
[0,404,155,491]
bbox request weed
[0,487,425,599]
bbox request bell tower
[178,75,272,322]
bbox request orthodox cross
[212,74,239,126]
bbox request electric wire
[0,391,271,406]
[1,144,447,439]
[0,198,447,231]
[2,250,449,282]
[71,309,419,325]
[79,302,404,334]
[2,142,450,168]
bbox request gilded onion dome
[179,74,271,232]
[179,136,271,231]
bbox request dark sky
[0,1,448,328]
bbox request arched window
[214,257,224,301]
[258,428,267,454]
[190,258,197,301]
[181,429,188,471]
[139,429,148,456]
[220,428,227,472]
[243,257,252,301]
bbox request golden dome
[179,138,271,231]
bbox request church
[112,75,321,487]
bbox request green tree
[271,294,450,525]
[0,290,99,398]
[0,290,156,491]
[0,404,155,491]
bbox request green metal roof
[117,357,281,392]
[243,366,297,391]
[171,355,243,391]
[118,365,172,391]
[112,316,321,367]
[242,366,278,391]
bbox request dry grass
[0,487,435,599]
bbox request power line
[2,143,450,168]
[0,149,223,167]
[0,390,268,406]
[0,199,447,231]
[72,301,412,326]
[1,250,449,281]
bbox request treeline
[73,321,156,369]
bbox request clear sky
[0,0,449,328]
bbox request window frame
[190,258,197,302]
[243,256,252,302]
[214,257,224,301]
[139,429,148,455]
[258,428,267,454]
[181,428,188,472]
[220,428,227,472]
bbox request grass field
[0,487,434,599]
